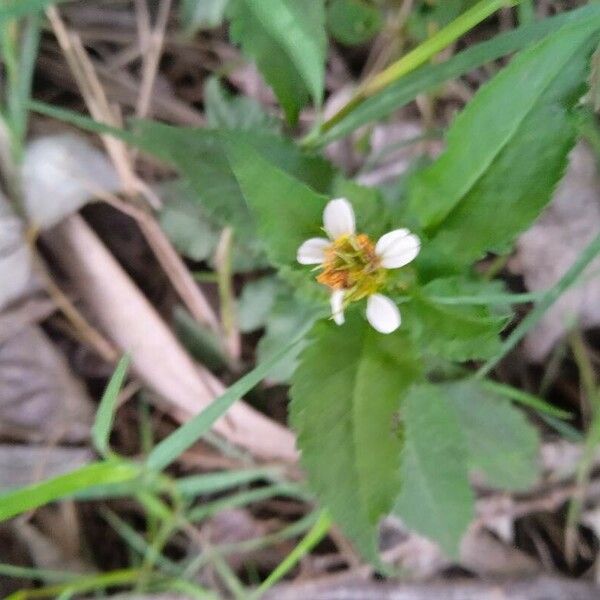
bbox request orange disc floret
[315,233,386,295]
[317,268,348,289]
[355,234,377,261]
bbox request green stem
[475,232,600,379]
[10,568,143,599]
[318,0,518,134]
[0,564,79,584]
[429,290,544,306]
[249,510,332,599]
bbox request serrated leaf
[395,383,474,558]
[316,6,600,146]
[404,277,508,361]
[224,136,328,267]
[410,19,600,272]
[229,0,327,124]
[446,381,539,491]
[224,137,390,276]
[256,292,320,383]
[159,186,219,263]
[238,276,281,333]
[330,176,390,240]
[291,313,422,559]
[158,179,264,272]
[204,76,279,132]
[129,121,334,272]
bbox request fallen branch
[44,215,297,462]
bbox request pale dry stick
[30,250,119,363]
[214,227,241,361]
[44,215,298,462]
[96,188,220,332]
[104,42,143,73]
[46,6,139,197]
[134,0,173,120]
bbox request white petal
[297,237,329,265]
[366,294,401,334]
[323,198,355,240]
[330,290,345,325]
[375,229,421,269]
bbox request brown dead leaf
[0,326,95,443]
[512,143,600,361]
[0,445,92,490]
[0,194,35,312]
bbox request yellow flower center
[316,234,387,301]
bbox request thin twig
[98,189,220,332]
[30,249,119,363]
[45,5,220,332]
[135,0,173,120]
[215,227,241,360]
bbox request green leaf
[315,4,600,145]
[146,336,303,472]
[404,277,508,361]
[238,277,281,333]
[223,136,328,268]
[407,0,478,42]
[330,176,390,240]
[291,313,422,559]
[445,381,539,491]
[159,184,220,263]
[229,0,327,124]
[395,384,474,558]
[224,137,389,275]
[410,18,600,271]
[0,461,141,521]
[256,293,321,383]
[0,0,67,22]
[159,180,264,272]
[129,121,334,271]
[92,354,131,457]
[250,511,332,600]
[174,307,233,372]
[180,0,230,33]
[176,468,281,498]
[204,76,279,132]
[327,0,382,46]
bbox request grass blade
[0,461,141,521]
[312,4,600,145]
[175,468,282,498]
[480,380,572,419]
[92,354,131,457]
[146,337,302,471]
[249,510,332,599]
[476,232,600,379]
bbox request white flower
[297,198,420,334]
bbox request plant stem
[318,0,519,134]
[475,232,600,379]
[249,510,332,599]
[430,290,544,305]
